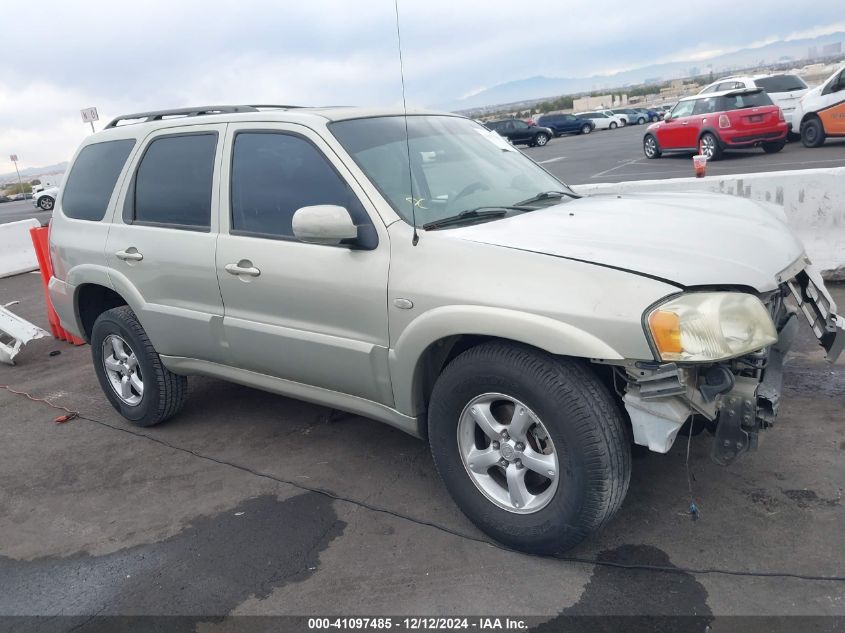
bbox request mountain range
[441,31,845,111]
[0,162,68,184]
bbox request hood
[449,192,804,291]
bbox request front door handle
[115,248,143,262]
[225,261,261,277]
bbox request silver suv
[48,105,844,553]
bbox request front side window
[670,101,696,118]
[692,97,718,115]
[62,139,136,221]
[133,133,217,228]
[230,132,368,239]
[330,115,569,228]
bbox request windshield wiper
[514,189,581,206]
[422,206,531,231]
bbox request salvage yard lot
[522,123,845,185]
[1,270,844,627]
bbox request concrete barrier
[0,219,40,279]
[573,167,845,281]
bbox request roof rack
[104,104,303,128]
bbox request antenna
[393,0,419,246]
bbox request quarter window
[230,132,368,239]
[62,139,136,221]
[133,133,217,229]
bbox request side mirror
[663,113,672,121]
[292,205,359,246]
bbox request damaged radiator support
[0,302,49,365]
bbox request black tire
[699,132,723,160]
[428,342,631,554]
[643,134,661,159]
[534,133,549,147]
[580,124,591,135]
[91,306,187,427]
[801,117,826,148]
[609,121,617,129]
[762,140,785,154]
[38,196,54,211]
[637,117,646,125]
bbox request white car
[698,74,809,131]
[574,111,622,130]
[33,186,59,211]
[791,65,845,148]
[597,109,627,125]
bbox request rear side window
[133,133,217,229]
[755,75,808,93]
[722,92,773,111]
[230,132,368,239]
[62,139,135,221]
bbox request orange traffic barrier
[29,226,85,346]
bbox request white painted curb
[573,167,845,281]
[0,219,40,279]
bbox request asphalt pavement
[0,199,51,226]
[1,270,844,628]
[522,123,845,185]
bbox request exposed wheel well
[76,284,128,342]
[800,112,821,127]
[412,334,619,436]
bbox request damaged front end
[610,262,844,465]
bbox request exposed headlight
[646,293,777,362]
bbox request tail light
[718,114,731,129]
[778,108,785,122]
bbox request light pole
[9,154,25,197]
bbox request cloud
[1,0,843,169]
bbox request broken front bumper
[623,264,844,464]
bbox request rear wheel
[428,342,631,554]
[91,306,187,427]
[801,118,826,148]
[580,124,592,135]
[637,116,646,125]
[609,121,617,129]
[38,196,54,211]
[762,140,785,154]
[699,132,723,160]
[643,134,661,159]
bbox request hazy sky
[2,0,843,170]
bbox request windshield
[330,115,570,228]
[755,75,808,93]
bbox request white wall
[0,219,40,279]
[573,167,845,281]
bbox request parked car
[643,88,788,160]
[485,118,554,146]
[574,111,620,130]
[698,74,810,133]
[33,186,59,211]
[597,109,628,125]
[535,113,594,136]
[633,107,661,122]
[48,105,843,554]
[612,108,649,125]
[792,65,845,148]
[0,195,10,203]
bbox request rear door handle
[115,248,143,262]
[225,261,261,277]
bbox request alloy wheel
[102,334,144,405]
[457,393,559,514]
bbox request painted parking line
[590,158,648,179]
[538,156,566,164]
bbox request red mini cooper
[643,88,788,160]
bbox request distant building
[573,94,615,111]
[808,46,818,59]
[822,42,842,56]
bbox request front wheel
[534,133,549,147]
[38,196,54,211]
[637,117,646,125]
[580,124,592,135]
[801,118,826,148]
[762,140,785,154]
[428,342,631,554]
[91,306,187,427]
[643,134,661,159]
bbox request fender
[389,304,624,416]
